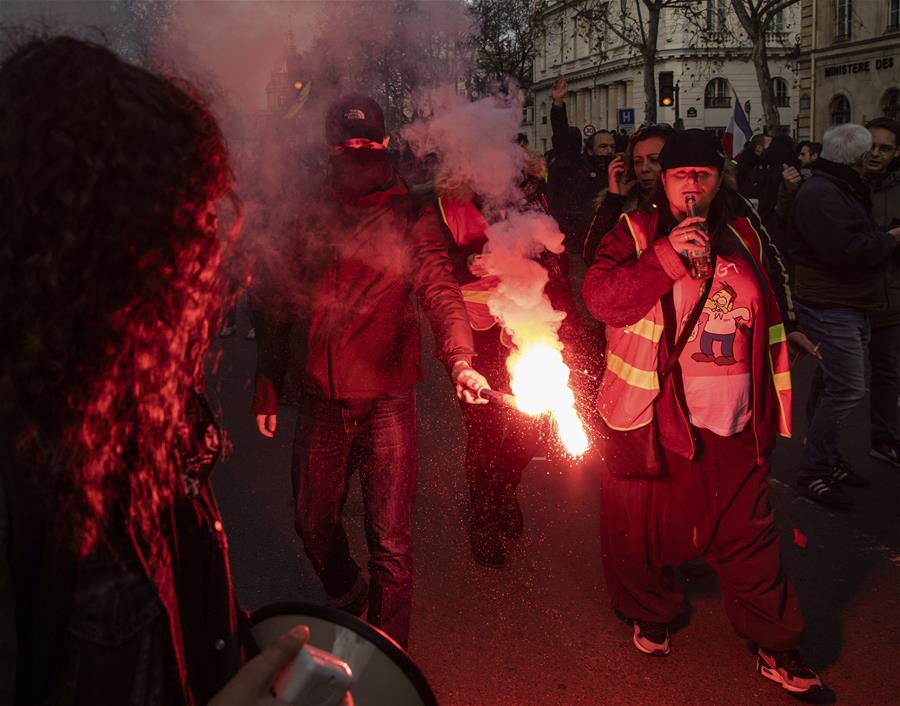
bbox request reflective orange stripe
[462,290,492,304]
[621,213,646,256]
[606,352,660,391]
[624,318,664,343]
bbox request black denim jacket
[0,392,252,706]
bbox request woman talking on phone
[582,123,673,265]
[581,130,825,696]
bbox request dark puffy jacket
[547,103,608,248]
[744,136,801,248]
[735,147,763,196]
[869,167,900,326]
[253,176,474,411]
[786,159,896,310]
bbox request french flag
[722,89,753,160]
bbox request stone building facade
[798,0,900,139]
[526,0,801,153]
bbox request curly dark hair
[0,36,237,556]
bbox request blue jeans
[795,302,870,482]
[291,389,418,647]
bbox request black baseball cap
[325,94,386,145]
[658,128,726,171]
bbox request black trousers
[459,328,539,531]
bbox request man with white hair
[787,124,900,508]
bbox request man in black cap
[251,94,489,648]
[582,129,824,695]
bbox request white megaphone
[251,602,437,706]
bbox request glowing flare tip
[508,343,589,457]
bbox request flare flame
[508,342,588,458]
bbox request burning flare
[508,342,589,458]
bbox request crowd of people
[2,35,898,704]
[542,79,900,513]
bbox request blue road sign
[617,108,635,126]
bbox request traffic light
[659,71,674,107]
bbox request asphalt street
[207,285,900,706]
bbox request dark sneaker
[218,324,236,338]
[327,573,368,618]
[798,477,854,509]
[245,327,256,340]
[871,440,900,467]
[499,490,524,539]
[830,459,869,488]
[632,620,670,656]
[470,528,505,568]
[756,648,823,694]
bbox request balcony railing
[705,96,732,109]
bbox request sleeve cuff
[447,353,474,369]
[652,238,688,280]
[251,376,279,415]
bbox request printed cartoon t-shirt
[675,255,760,436]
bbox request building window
[706,0,727,33]
[705,78,731,109]
[830,94,851,124]
[884,89,900,120]
[771,9,785,32]
[772,77,790,107]
[835,0,851,41]
[889,0,900,31]
[541,101,547,125]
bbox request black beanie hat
[325,94,386,145]
[658,128,726,171]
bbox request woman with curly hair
[0,36,302,705]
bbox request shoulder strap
[659,264,716,383]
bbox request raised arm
[582,216,687,327]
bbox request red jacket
[583,206,795,463]
[253,178,474,410]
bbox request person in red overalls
[582,129,824,695]
[434,152,598,567]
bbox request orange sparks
[508,342,589,458]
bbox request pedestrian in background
[547,75,609,249]
[797,140,821,173]
[735,133,772,196]
[432,154,598,568]
[744,134,802,247]
[787,124,900,508]
[864,117,900,466]
[582,124,673,264]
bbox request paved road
[208,293,899,706]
